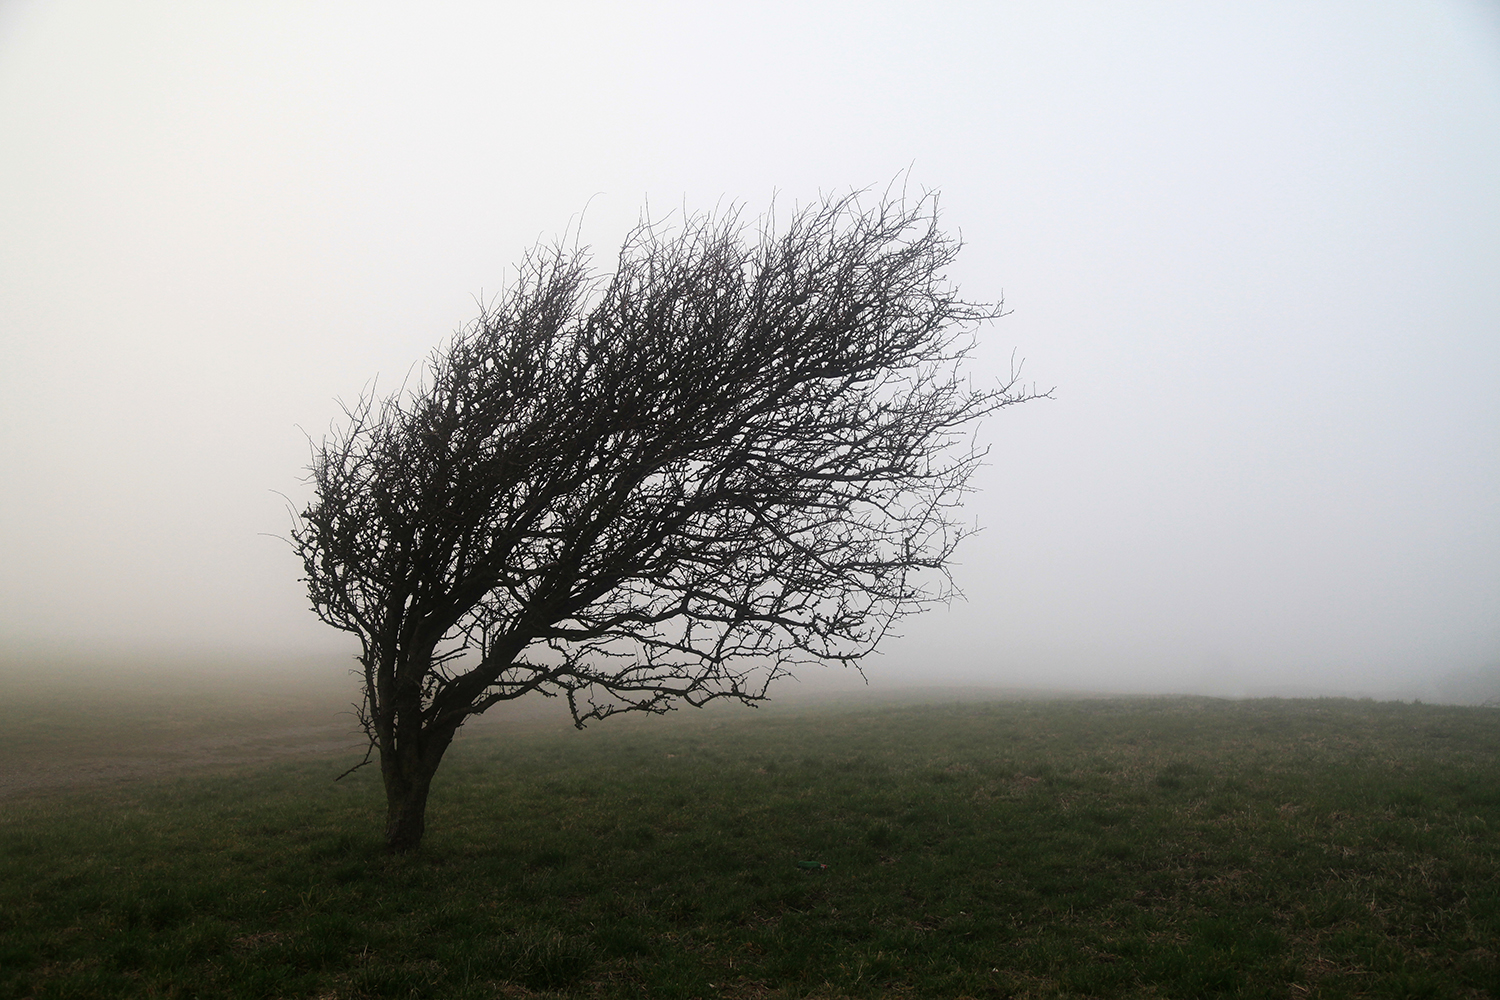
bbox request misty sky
[2,1,1497,699]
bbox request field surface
[1,688,1497,999]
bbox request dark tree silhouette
[294,191,1046,852]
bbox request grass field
[1,686,1497,999]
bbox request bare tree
[293,190,1047,852]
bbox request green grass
[3,696,1498,998]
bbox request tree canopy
[294,191,1045,851]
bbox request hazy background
[2,1,1497,704]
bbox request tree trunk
[383,771,435,853]
[380,724,458,853]
[375,666,463,853]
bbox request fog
[2,1,1497,703]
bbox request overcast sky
[2,1,1497,700]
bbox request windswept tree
[294,191,1046,852]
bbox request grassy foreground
[2,695,1498,999]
